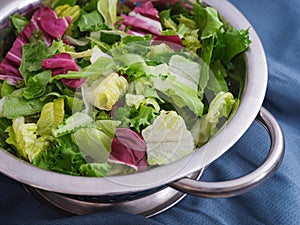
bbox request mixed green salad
[0,0,250,177]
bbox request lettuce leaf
[97,0,118,29]
[142,111,194,166]
[3,89,49,119]
[196,92,236,146]
[78,10,105,32]
[5,117,36,160]
[51,56,115,80]
[53,112,93,137]
[194,4,223,40]
[79,163,112,177]
[19,41,51,85]
[52,0,76,9]
[168,54,201,92]
[152,76,204,116]
[91,73,128,111]
[10,14,29,34]
[115,104,159,133]
[73,127,112,163]
[5,117,54,162]
[37,98,65,136]
[55,4,81,22]
[23,70,52,100]
[32,134,86,176]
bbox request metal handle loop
[169,107,285,198]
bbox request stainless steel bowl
[0,0,284,216]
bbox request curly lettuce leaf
[142,111,194,166]
[213,28,251,68]
[32,134,86,176]
[115,104,159,133]
[19,40,50,85]
[194,4,223,40]
[79,163,112,177]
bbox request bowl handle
[169,107,285,198]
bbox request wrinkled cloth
[1,0,300,224]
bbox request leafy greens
[0,0,250,177]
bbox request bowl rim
[0,0,268,196]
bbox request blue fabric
[1,0,300,224]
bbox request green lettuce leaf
[51,56,115,80]
[0,117,12,144]
[55,4,81,22]
[213,28,251,68]
[79,163,112,177]
[115,104,159,133]
[91,72,128,111]
[3,89,49,119]
[53,112,93,137]
[51,0,76,9]
[1,80,15,98]
[10,14,29,34]
[152,76,204,116]
[97,0,117,29]
[196,92,236,146]
[37,98,65,136]
[95,120,121,138]
[23,70,52,100]
[142,111,194,166]
[78,10,105,32]
[73,127,113,163]
[168,54,201,92]
[194,4,223,40]
[5,117,54,162]
[32,134,86,176]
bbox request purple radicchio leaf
[0,7,71,85]
[109,128,148,171]
[133,2,160,21]
[152,35,183,51]
[42,53,84,89]
[120,13,162,36]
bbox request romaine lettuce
[91,72,128,111]
[142,110,194,166]
[37,98,65,136]
[196,92,236,146]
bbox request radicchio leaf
[0,7,71,85]
[42,53,84,89]
[133,2,160,21]
[109,128,148,171]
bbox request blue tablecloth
[1,0,300,224]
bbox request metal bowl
[0,0,284,216]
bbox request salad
[0,0,250,177]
